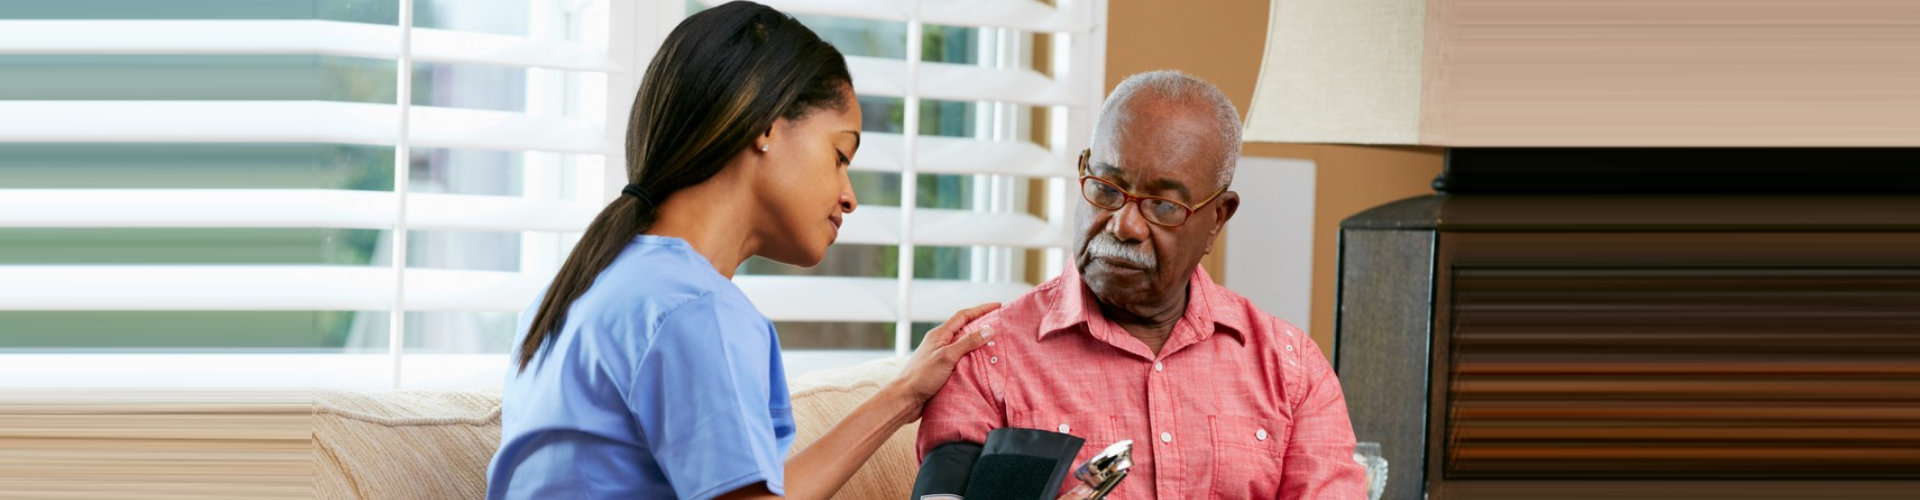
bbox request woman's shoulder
[567,236,762,327]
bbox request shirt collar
[1039,263,1249,344]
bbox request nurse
[484,3,998,499]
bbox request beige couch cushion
[312,389,502,500]
[786,356,917,500]
[310,356,917,499]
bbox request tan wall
[1105,0,1445,353]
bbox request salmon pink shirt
[917,265,1366,500]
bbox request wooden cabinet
[1337,161,1920,499]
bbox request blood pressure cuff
[912,441,981,499]
[910,427,1085,500]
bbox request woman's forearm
[781,382,920,500]
[777,304,996,499]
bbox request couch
[312,357,919,499]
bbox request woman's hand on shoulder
[893,302,1001,407]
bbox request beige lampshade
[1244,0,1920,146]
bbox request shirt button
[989,356,998,364]
[1285,344,1295,352]
[987,341,995,347]
[1257,428,1269,441]
[1160,432,1173,443]
[1154,361,1164,372]
[1059,423,1071,433]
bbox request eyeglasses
[1077,149,1227,228]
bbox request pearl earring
[760,144,770,152]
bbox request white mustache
[1085,233,1156,269]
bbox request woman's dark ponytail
[516,1,851,372]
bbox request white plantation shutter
[0,0,668,388]
[698,0,1108,362]
[0,0,1108,386]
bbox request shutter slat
[834,206,1068,248]
[0,101,617,155]
[696,0,1087,33]
[0,266,1038,321]
[0,266,542,311]
[848,55,1078,107]
[851,133,1075,178]
[0,189,600,233]
[735,276,1035,323]
[0,20,622,73]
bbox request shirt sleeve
[915,318,1006,460]
[627,293,786,500]
[1279,332,1369,500]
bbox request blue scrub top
[487,235,793,500]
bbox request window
[704,0,1108,375]
[0,0,1106,387]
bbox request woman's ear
[757,122,784,154]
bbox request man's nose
[1106,199,1151,243]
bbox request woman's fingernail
[978,326,993,339]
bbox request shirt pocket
[1207,414,1287,499]
[1014,410,1118,485]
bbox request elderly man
[916,71,1366,499]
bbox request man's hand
[892,302,1001,408]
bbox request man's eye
[1148,200,1181,216]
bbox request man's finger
[1057,484,1095,500]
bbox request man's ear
[1210,191,1240,235]
[1201,191,1237,256]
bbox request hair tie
[621,183,656,208]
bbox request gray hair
[1091,70,1243,190]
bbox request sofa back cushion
[312,390,501,500]
[786,356,918,500]
[310,356,919,499]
